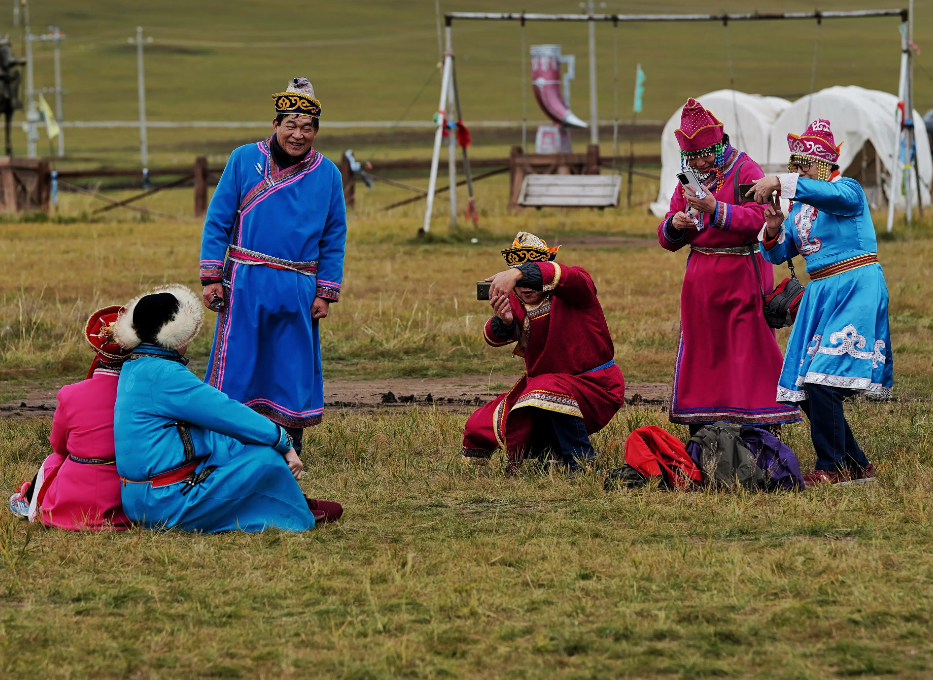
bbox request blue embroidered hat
[273,77,322,118]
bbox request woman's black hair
[831,164,840,172]
[275,113,319,129]
[721,133,730,147]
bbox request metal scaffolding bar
[445,10,908,24]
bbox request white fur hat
[113,284,203,350]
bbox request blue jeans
[800,383,870,472]
[528,409,595,471]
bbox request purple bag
[739,426,805,491]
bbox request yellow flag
[38,94,60,140]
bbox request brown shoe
[803,469,851,486]
[839,462,876,486]
[306,498,343,523]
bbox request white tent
[650,90,791,218]
[768,86,932,209]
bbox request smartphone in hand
[738,183,757,203]
[676,168,704,196]
[476,281,491,301]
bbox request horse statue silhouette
[0,36,25,156]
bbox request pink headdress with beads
[787,119,842,164]
[674,98,724,153]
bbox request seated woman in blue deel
[112,284,342,532]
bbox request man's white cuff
[757,223,785,245]
[778,173,798,199]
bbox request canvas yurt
[769,86,931,209]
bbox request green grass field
[2,1,933,678]
[2,190,933,677]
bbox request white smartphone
[676,168,705,197]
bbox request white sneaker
[8,481,30,518]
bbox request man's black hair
[275,113,319,129]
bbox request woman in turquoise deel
[748,119,893,488]
[112,284,341,532]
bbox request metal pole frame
[433,7,909,234]
[52,26,64,158]
[447,27,457,229]
[132,26,149,174]
[587,0,598,145]
[423,28,453,234]
[25,28,36,157]
[887,19,910,232]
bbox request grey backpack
[686,422,765,490]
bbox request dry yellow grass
[3,173,932,393]
[0,175,932,677]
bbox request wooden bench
[517,174,622,208]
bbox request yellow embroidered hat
[273,77,322,118]
[501,231,560,268]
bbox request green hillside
[8,0,932,164]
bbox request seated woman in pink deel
[8,306,133,530]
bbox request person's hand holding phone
[490,291,514,325]
[764,196,785,238]
[747,176,782,204]
[672,212,696,230]
[683,185,716,214]
[485,269,520,325]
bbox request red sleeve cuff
[763,231,781,250]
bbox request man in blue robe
[199,77,347,454]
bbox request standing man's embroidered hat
[501,231,560,268]
[273,77,322,118]
[84,305,133,378]
[787,119,843,164]
[113,284,203,350]
[675,98,725,156]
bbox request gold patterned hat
[501,231,560,268]
[273,77,322,118]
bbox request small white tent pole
[423,37,453,234]
[887,21,909,232]
[447,51,458,229]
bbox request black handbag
[752,247,805,329]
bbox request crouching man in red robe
[461,232,626,472]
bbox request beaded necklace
[681,141,730,194]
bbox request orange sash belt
[809,253,878,282]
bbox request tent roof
[768,86,931,207]
[651,86,932,217]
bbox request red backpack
[624,425,702,490]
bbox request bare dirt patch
[0,376,671,418]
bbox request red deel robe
[657,147,799,425]
[462,262,625,464]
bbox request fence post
[194,156,208,218]
[508,145,525,210]
[585,144,600,175]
